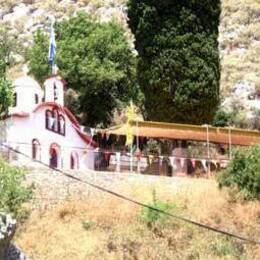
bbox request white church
[1,74,96,170]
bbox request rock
[0,213,27,260]
[12,4,31,18]
[5,244,27,260]
[0,213,16,259]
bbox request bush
[0,157,32,217]
[82,220,95,230]
[218,145,260,200]
[213,109,235,127]
[140,190,172,227]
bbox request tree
[0,25,15,117]
[127,0,221,124]
[27,30,51,84]
[0,78,13,117]
[0,157,32,217]
[28,13,137,127]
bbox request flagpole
[49,16,56,76]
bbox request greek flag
[48,18,56,67]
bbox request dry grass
[15,177,260,259]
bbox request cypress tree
[127,0,221,124]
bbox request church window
[58,115,66,136]
[52,109,59,132]
[32,139,41,160]
[45,108,66,136]
[45,110,53,130]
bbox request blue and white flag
[48,18,56,67]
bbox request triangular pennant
[90,128,95,137]
[191,159,196,168]
[201,159,207,172]
[116,152,121,162]
[169,156,175,168]
[159,156,164,166]
[180,158,185,168]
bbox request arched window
[52,108,59,132]
[35,94,39,104]
[32,139,40,160]
[13,93,17,107]
[45,110,53,130]
[58,115,66,136]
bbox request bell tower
[44,75,64,106]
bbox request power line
[1,143,259,245]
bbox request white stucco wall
[9,76,44,114]
[44,77,64,106]
[5,105,94,170]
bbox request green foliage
[0,24,22,77]
[210,238,244,258]
[0,24,18,117]
[28,12,137,127]
[0,78,13,116]
[140,190,171,226]
[144,139,160,155]
[213,109,235,127]
[127,0,221,124]
[27,30,51,84]
[82,220,95,230]
[218,145,260,200]
[0,157,32,217]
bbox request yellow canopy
[99,120,260,146]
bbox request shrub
[213,109,235,127]
[140,190,172,227]
[0,157,32,217]
[218,145,260,200]
[82,220,95,230]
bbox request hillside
[0,0,259,119]
[220,0,260,96]
[15,170,260,259]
